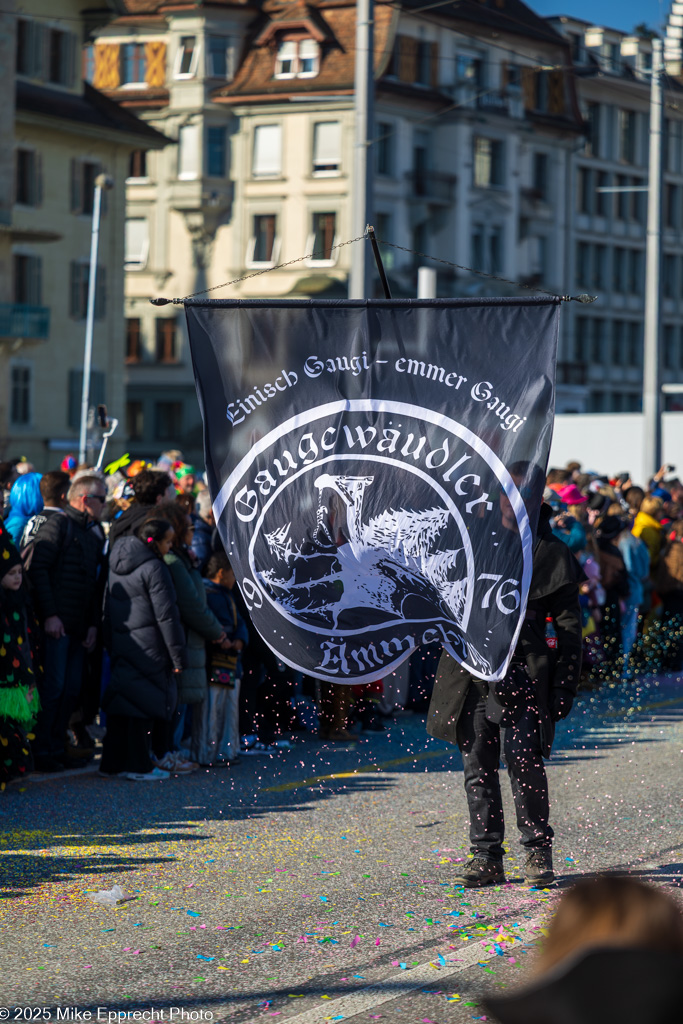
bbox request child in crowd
[192,553,248,765]
[0,526,42,790]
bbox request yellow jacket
[632,512,664,570]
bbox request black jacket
[108,502,153,549]
[102,536,185,721]
[427,504,584,757]
[483,947,683,1024]
[28,505,105,637]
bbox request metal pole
[643,38,663,479]
[349,0,374,299]
[367,225,392,298]
[79,174,113,464]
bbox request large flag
[185,298,560,683]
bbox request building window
[576,167,592,214]
[591,319,605,364]
[207,36,233,79]
[10,362,32,428]
[663,254,677,299]
[665,183,679,229]
[125,318,142,363]
[593,245,608,290]
[298,39,319,77]
[375,212,394,267]
[248,214,278,266]
[618,109,636,164]
[178,124,201,180]
[596,170,610,216]
[416,40,432,86]
[13,254,42,306]
[70,160,101,216]
[663,325,676,370]
[309,212,337,263]
[611,320,624,364]
[155,401,183,441]
[574,316,589,362]
[627,249,643,294]
[252,124,282,178]
[630,177,645,223]
[175,36,198,78]
[473,137,504,188]
[274,38,319,79]
[16,18,43,77]
[471,224,484,273]
[121,42,146,86]
[376,123,393,175]
[124,219,149,271]
[70,262,106,320]
[576,242,591,289]
[48,29,75,86]
[627,322,641,367]
[128,149,148,180]
[126,400,144,441]
[15,149,42,206]
[207,127,226,177]
[155,318,178,363]
[83,44,95,84]
[612,248,626,293]
[532,152,548,199]
[615,173,628,220]
[312,122,341,176]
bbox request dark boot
[452,857,506,888]
[524,849,555,885]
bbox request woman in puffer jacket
[100,518,185,781]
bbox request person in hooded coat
[427,502,584,888]
[100,518,185,780]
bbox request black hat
[597,515,625,540]
[587,491,610,513]
[0,524,21,581]
[483,946,683,1024]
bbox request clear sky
[531,0,668,36]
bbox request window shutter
[430,42,439,89]
[313,122,341,168]
[500,62,508,89]
[93,43,120,89]
[145,41,166,87]
[398,36,418,83]
[178,124,201,178]
[547,70,564,115]
[253,124,282,176]
[31,21,46,78]
[521,67,535,110]
[64,32,76,87]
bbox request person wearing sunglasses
[28,474,106,773]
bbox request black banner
[186,298,560,683]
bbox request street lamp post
[348,0,374,299]
[79,173,114,465]
[642,39,663,478]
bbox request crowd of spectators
[0,452,681,788]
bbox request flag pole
[367,225,392,298]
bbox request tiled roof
[215,2,396,100]
[399,0,566,46]
[16,80,169,144]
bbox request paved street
[1,674,682,1024]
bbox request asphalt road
[1,672,682,1024]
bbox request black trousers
[100,715,153,774]
[456,684,553,862]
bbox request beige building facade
[0,0,165,469]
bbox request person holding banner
[427,501,584,887]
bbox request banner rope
[151,233,595,306]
